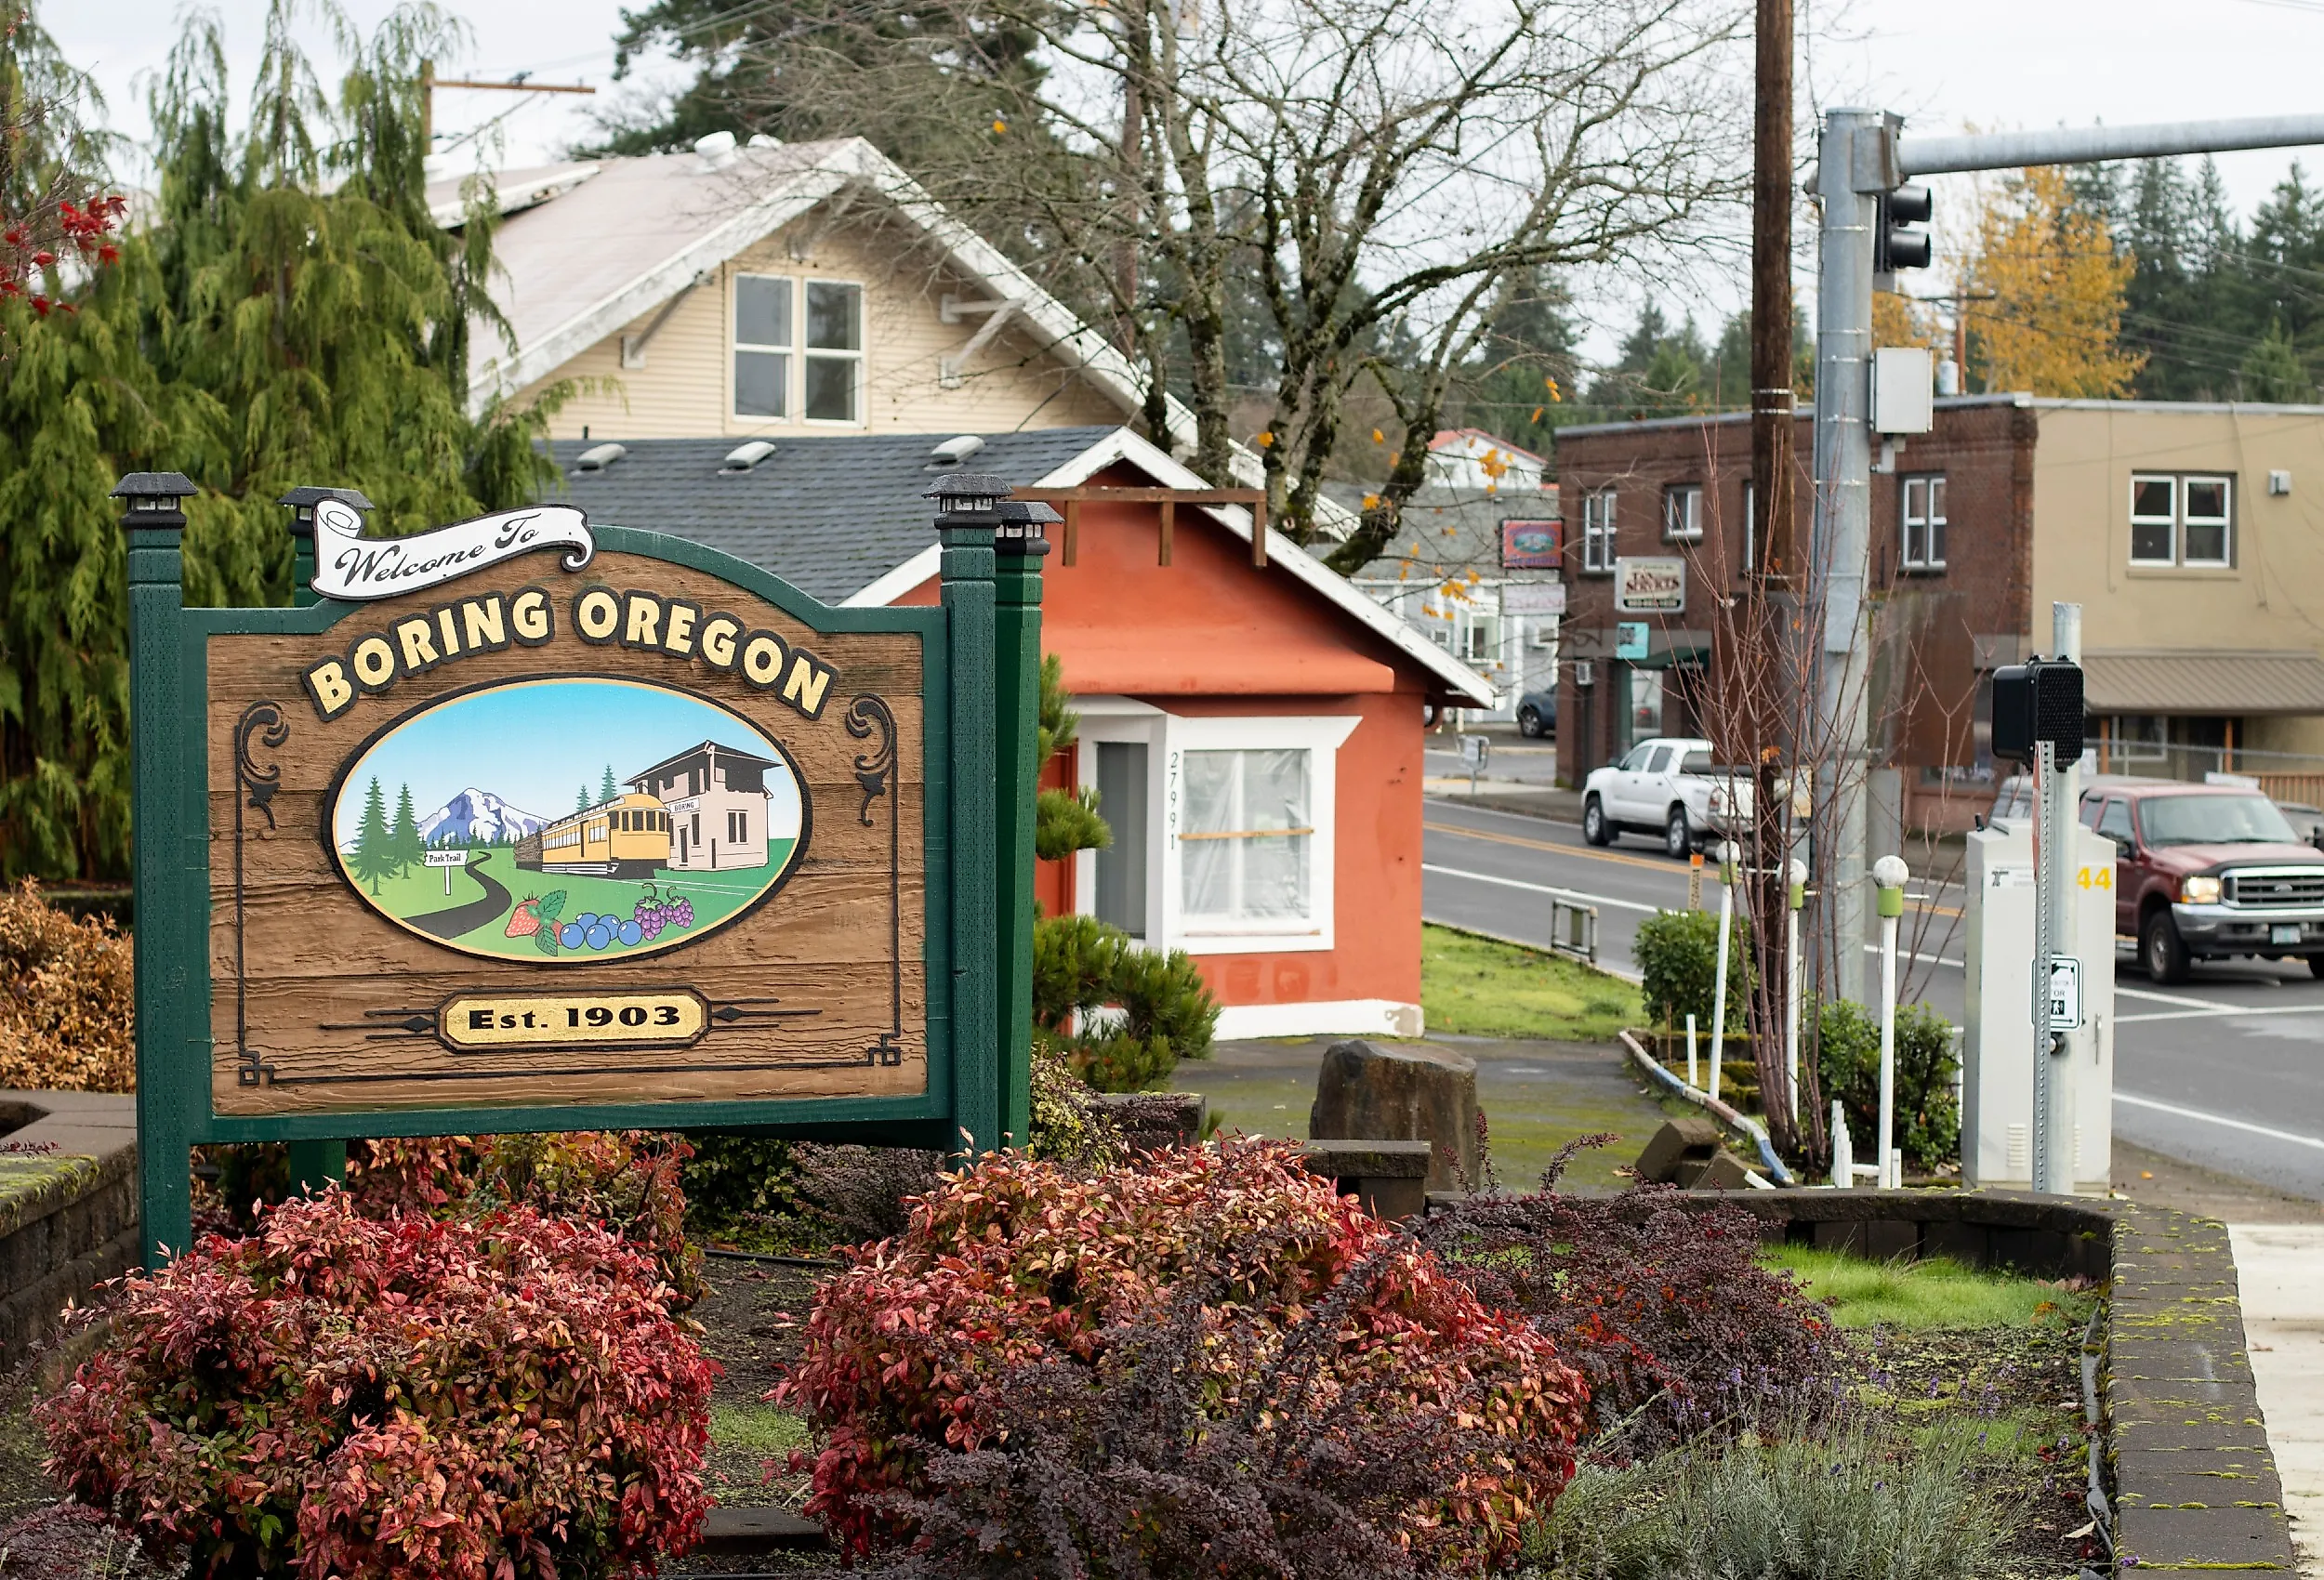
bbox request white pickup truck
[1579,736,1753,858]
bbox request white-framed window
[1902,474,1947,571]
[1459,611,1499,664]
[733,274,792,419]
[1581,487,1617,573]
[2107,714,2168,762]
[803,280,864,423]
[1663,483,1703,543]
[2131,472,2234,568]
[1182,748,1313,928]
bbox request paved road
[1422,794,2324,1201]
[408,849,511,941]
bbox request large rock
[1308,1039,1477,1192]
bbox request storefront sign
[1614,557,1686,614]
[1499,581,1566,616]
[1614,622,1649,661]
[1499,518,1562,570]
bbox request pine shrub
[0,881,133,1092]
[1032,912,1219,1090]
[776,1140,1589,1566]
[41,1192,716,1579]
[1816,1000,1961,1172]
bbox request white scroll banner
[310,497,595,602]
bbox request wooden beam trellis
[1013,487,1269,569]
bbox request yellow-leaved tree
[1961,165,2146,396]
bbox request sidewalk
[2229,1224,2324,1576]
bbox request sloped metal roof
[2082,650,2324,717]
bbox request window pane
[1184,751,1235,834]
[1237,835,1309,918]
[1928,477,1946,520]
[1646,746,1673,773]
[804,355,855,422]
[1182,749,1313,923]
[734,349,786,416]
[2132,476,2174,520]
[736,275,791,349]
[2185,479,2228,520]
[1927,517,1946,566]
[1904,477,1925,520]
[805,281,861,350]
[2130,518,2173,563]
[2185,520,2229,563]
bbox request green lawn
[355,855,495,913]
[710,1402,810,1460]
[1760,1244,2094,1329]
[1421,923,1639,1041]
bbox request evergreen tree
[600,764,618,806]
[349,776,393,895]
[576,785,591,813]
[389,783,421,873]
[0,1,568,881]
[2242,320,2315,402]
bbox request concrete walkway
[2229,1224,2324,1576]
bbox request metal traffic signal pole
[1807,108,2324,1016]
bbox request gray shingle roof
[540,428,1121,602]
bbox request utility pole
[419,60,596,147]
[1743,0,1801,1144]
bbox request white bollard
[1685,1012,1699,1089]
[1830,1099,1853,1189]
[1787,858,1807,1126]
[1872,854,1910,1190]
[1709,841,1734,1105]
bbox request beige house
[626,740,794,873]
[432,135,1292,483]
[2028,402,2324,787]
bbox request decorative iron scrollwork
[846,694,905,1066]
[233,701,290,1086]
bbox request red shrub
[39,1192,716,1580]
[776,1140,1588,1569]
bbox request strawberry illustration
[506,897,542,939]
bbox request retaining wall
[0,1091,138,1370]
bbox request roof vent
[693,130,738,172]
[720,440,777,474]
[926,434,987,468]
[574,441,627,473]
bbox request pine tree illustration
[350,777,395,896]
[390,783,422,873]
[576,784,590,812]
[600,764,618,805]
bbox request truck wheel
[1582,796,1612,847]
[2308,955,2324,981]
[1664,806,1692,860]
[2143,909,2192,985]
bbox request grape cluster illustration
[508,883,695,955]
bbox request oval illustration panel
[328,677,808,964]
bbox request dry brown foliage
[0,880,133,1091]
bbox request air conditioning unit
[1529,625,1557,649]
[1572,660,1594,688]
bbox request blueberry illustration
[575,912,600,928]
[560,922,584,949]
[585,924,612,951]
[617,919,644,946]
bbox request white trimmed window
[1663,483,1703,543]
[803,280,865,423]
[2131,473,2234,568]
[1902,474,1947,571]
[1581,487,1617,573]
[1182,749,1313,928]
[733,274,792,419]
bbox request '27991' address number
[437,989,709,1052]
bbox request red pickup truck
[2075,781,2324,983]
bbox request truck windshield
[2138,794,2301,848]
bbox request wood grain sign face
[207,551,928,1116]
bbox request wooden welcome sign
[120,474,1044,1261]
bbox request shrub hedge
[42,1192,716,1579]
[1816,999,1961,1172]
[1631,908,1751,1034]
[0,880,132,1092]
[1032,912,1219,1091]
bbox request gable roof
[451,138,1339,526]
[545,426,1493,704]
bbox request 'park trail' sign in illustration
[201,537,933,1119]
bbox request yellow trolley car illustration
[515,793,673,878]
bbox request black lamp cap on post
[277,484,376,540]
[110,472,199,532]
[993,499,1060,558]
[924,470,1014,527]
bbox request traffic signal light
[1876,182,1934,275]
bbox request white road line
[2117,1002,2324,1025]
[1419,863,1658,915]
[1859,942,1965,969]
[2115,1090,2324,1152]
[2116,984,2238,1009]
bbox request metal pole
[1710,843,1735,1102]
[1873,854,1907,1189]
[1811,108,1883,1009]
[1786,857,1806,1126]
[1901,112,2324,177]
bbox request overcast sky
[50,0,2324,362]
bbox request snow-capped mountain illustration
[419,787,549,846]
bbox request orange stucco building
[552,425,1494,1037]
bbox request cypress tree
[0,0,570,881]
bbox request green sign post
[115,468,1040,1263]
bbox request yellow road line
[1423,819,1964,917]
